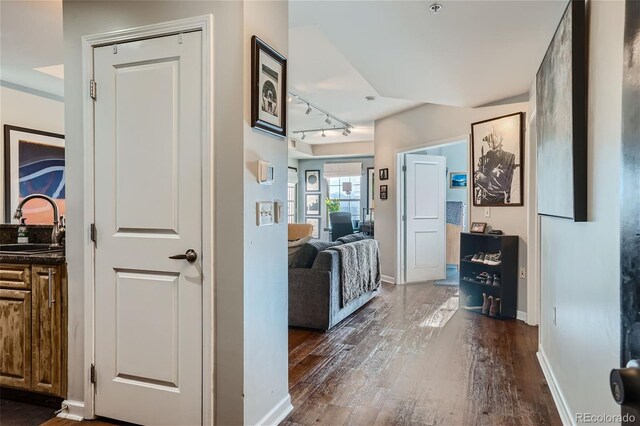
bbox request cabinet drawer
[0,265,31,290]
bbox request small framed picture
[305,194,320,216]
[380,185,388,200]
[379,168,389,181]
[305,217,320,239]
[449,172,468,189]
[305,170,320,192]
[470,222,487,234]
[251,36,287,138]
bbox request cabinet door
[31,266,63,396]
[0,289,32,389]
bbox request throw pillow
[291,240,342,269]
[288,236,313,267]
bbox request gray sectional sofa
[288,233,380,331]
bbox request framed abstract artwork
[305,170,320,192]
[380,185,388,200]
[536,0,587,221]
[4,125,65,223]
[471,112,524,207]
[251,35,287,138]
[449,172,467,189]
[305,217,320,239]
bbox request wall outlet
[519,267,526,279]
[484,207,491,218]
[553,306,557,325]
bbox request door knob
[169,249,198,264]
[611,360,640,409]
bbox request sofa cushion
[291,240,342,269]
[288,236,313,267]
[336,232,371,244]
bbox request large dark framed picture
[251,35,287,138]
[471,112,524,207]
[305,170,320,192]
[4,125,65,223]
[536,0,587,221]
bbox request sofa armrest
[288,268,332,330]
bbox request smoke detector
[429,3,442,14]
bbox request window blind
[323,162,362,178]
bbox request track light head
[321,130,326,138]
[346,127,352,135]
[301,132,306,140]
[305,104,312,115]
[342,129,349,136]
[325,115,332,125]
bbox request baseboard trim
[517,310,527,322]
[256,394,293,426]
[381,274,396,284]
[58,399,84,421]
[537,348,574,426]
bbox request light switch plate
[484,207,491,218]
[257,201,274,226]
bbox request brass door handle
[169,249,198,264]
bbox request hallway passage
[284,282,561,426]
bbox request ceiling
[0,0,64,98]
[288,0,567,143]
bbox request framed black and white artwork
[380,185,388,200]
[379,168,389,180]
[305,170,320,192]
[536,0,587,221]
[305,194,320,216]
[251,35,287,138]
[471,112,524,207]
[305,217,320,239]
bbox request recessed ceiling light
[365,96,376,101]
[428,3,442,14]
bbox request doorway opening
[396,136,470,285]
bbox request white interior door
[404,154,446,283]
[94,32,203,425]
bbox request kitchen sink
[0,243,64,255]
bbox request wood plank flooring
[283,281,561,426]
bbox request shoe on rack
[476,272,489,282]
[489,297,501,317]
[486,251,502,266]
[483,253,494,264]
[482,293,492,315]
[464,254,474,261]
[471,253,484,263]
[486,274,493,286]
[493,275,500,286]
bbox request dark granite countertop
[0,251,66,266]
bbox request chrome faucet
[13,194,65,248]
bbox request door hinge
[89,80,97,100]
[90,223,97,245]
[402,165,407,172]
[402,215,406,221]
[90,364,96,385]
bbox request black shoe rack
[459,232,518,319]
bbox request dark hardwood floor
[283,281,561,426]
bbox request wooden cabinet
[0,263,66,397]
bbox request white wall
[375,102,530,312]
[63,1,289,424]
[421,141,468,204]
[0,86,64,219]
[242,1,290,424]
[538,0,622,421]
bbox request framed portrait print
[449,172,467,189]
[379,168,389,180]
[305,194,320,216]
[305,170,320,192]
[380,185,388,200]
[471,112,524,207]
[305,217,320,239]
[4,125,65,223]
[251,35,287,138]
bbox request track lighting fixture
[325,115,332,125]
[321,130,326,137]
[305,103,312,115]
[301,132,306,140]
[342,129,349,136]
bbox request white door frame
[526,109,540,326]
[81,15,214,423]
[395,135,471,284]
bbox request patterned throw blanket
[329,239,381,307]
